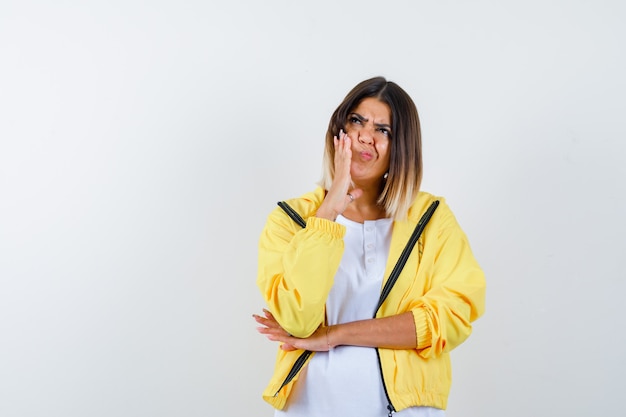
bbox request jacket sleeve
[257,206,346,338]
[409,202,486,358]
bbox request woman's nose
[358,127,374,144]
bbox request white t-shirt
[275,215,445,417]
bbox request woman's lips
[359,151,373,161]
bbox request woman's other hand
[253,309,332,352]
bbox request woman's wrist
[326,326,332,350]
[326,325,339,349]
[315,205,338,222]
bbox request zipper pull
[387,403,394,417]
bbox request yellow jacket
[257,187,486,411]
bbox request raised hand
[315,129,363,221]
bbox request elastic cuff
[412,308,432,350]
[306,216,346,238]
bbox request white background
[1,1,624,416]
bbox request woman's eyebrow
[350,112,391,130]
[350,112,366,121]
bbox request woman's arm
[257,211,346,338]
[254,309,417,351]
[257,132,361,338]
[407,203,486,358]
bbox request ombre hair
[320,77,423,220]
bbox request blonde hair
[320,77,422,220]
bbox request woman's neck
[342,190,388,223]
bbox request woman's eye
[349,117,361,124]
[378,128,390,137]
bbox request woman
[254,77,486,416]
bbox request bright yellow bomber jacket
[257,187,486,411]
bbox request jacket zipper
[375,347,396,416]
[373,200,439,415]
[273,350,312,397]
[276,347,395,415]
[274,343,395,413]
[274,200,438,414]
[273,203,311,397]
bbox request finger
[257,321,292,338]
[280,343,297,351]
[262,309,276,320]
[334,129,344,148]
[348,188,363,201]
[258,328,283,341]
[261,310,279,325]
[256,325,281,335]
[341,131,351,146]
[253,313,270,325]
[335,129,347,148]
[253,315,281,331]
[340,135,350,154]
[265,331,292,343]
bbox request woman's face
[344,97,392,186]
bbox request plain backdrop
[1,1,624,416]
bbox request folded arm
[254,309,417,351]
